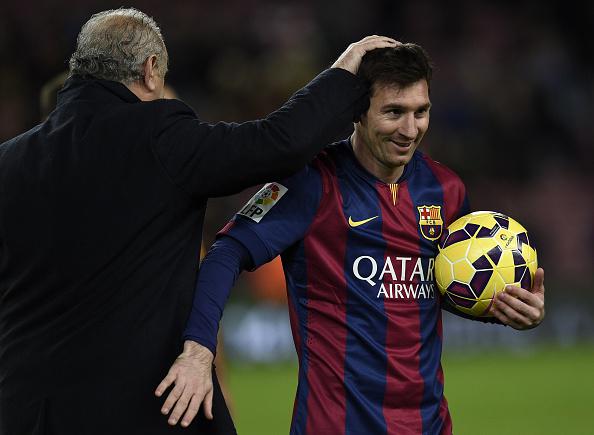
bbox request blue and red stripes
[339,176,388,434]
[284,147,464,434]
[379,182,425,434]
[407,156,454,434]
[283,242,310,433]
[296,158,350,434]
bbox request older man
[0,7,396,435]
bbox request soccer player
[157,44,546,433]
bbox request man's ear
[142,55,159,92]
[354,108,368,125]
[353,91,370,123]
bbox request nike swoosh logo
[348,216,379,227]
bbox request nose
[397,114,417,140]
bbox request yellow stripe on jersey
[389,183,399,206]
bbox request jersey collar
[344,138,416,185]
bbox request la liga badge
[238,182,288,222]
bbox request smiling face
[352,79,431,183]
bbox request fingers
[162,379,214,428]
[491,265,546,330]
[167,384,191,426]
[490,303,523,329]
[332,35,401,74]
[164,382,213,427]
[532,268,545,295]
[160,378,185,417]
[493,291,534,325]
[180,394,204,427]
[157,362,214,426]
[491,284,544,330]
[505,284,545,313]
[356,35,400,46]
[501,286,535,307]
[155,371,176,398]
[203,388,214,420]
[157,343,216,427]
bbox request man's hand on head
[332,35,400,74]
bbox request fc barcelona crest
[417,205,443,241]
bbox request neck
[351,132,405,184]
[126,81,159,102]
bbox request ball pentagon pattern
[435,211,538,317]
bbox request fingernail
[162,408,169,414]
[169,418,177,425]
[181,421,189,427]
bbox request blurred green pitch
[227,345,594,435]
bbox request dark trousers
[0,367,236,435]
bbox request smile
[389,139,413,148]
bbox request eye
[388,108,403,117]
[415,108,429,118]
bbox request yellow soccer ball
[435,211,538,317]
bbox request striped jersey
[221,140,469,434]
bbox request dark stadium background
[2,1,593,433]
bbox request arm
[441,296,502,324]
[152,36,398,198]
[183,237,254,355]
[156,165,323,427]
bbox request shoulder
[142,98,206,145]
[147,98,198,120]
[239,163,324,221]
[306,140,351,196]
[311,139,350,173]
[0,124,44,161]
[415,151,469,217]
[278,163,323,194]
[416,151,465,188]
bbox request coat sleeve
[151,68,368,198]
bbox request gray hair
[69,8,168,84]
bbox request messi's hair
[69,8,168,84]
[357,43,433,93]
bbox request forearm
[223,68,368,188]
[160,69,368,198]
[183,236,253,354]
[441,298,503,324]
